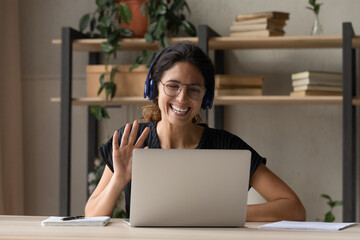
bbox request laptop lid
[129,149,251,227]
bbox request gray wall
[20,0,359,221]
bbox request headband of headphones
[143,46,214,109]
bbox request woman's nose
[176,87,188,102]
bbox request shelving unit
[54,23,358,221]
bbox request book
[293,85,342,92]
[215,75,263,88]
[41,216,111,226]
[259,221,357,231]
[291,71,342,81]
[292,78,342,87]
[230,30,284,37]
[290,91,342,96]
[230,22,285,33]
[215,88,262,96]
[232,17,287,26]
[235,11,289,21]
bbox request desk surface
[0,215,359,240]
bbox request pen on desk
[61,216,85,221]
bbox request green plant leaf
[324,211,335,222]
[333,200,343,206]
[108,30,120,45]
[156,4,167,15]
[321,194,332,201]
[120,28,134,37]
[181,20,196,36]
[154,16,166,39]
[90,17,96,33]
[144,33,154,43]
[100,15,111,28]
[145,51,156,67]
[314,5,320,15]
[170,0,185,12]
[90,105,109,121]
[101,107,110,119]
[184,2,191,13]
[79,13,90,32]
[130,63,140,71]
[111,84,116,99]
[119,2,132,25]
[148,21,158,34]
[110,67,117,83]
[101,41,114,53]
[99,73,105,86]
[96,0,108,7]
[141,2,147,17]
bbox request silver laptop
[129,149,251,227]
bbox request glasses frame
[159,80,206,101]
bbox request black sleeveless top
[99,121,266,217]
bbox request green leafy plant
[79,0,134,120]
[320,194,342,222]
[131,0,197,70]
[306,0,323,15]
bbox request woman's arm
[246,164,306,222]
[85,120,149,217]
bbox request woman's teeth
[171,105,189,114]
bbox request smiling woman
[84,41,306,222]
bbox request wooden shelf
[52,36,360,51]
[52,37,198,52]
[209,36,360,49]
[51,96,360,106]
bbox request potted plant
[132,0,197,69]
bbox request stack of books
[290,71,342,96]
[230,11,289,37]
[215,74,263,96]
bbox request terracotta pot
[120,0,149,38]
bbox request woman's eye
[167,84,180,90]
[189,87,201,93]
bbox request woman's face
[157,61,205,127]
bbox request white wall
[19,0,359,221]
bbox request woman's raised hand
[112,120,150,184]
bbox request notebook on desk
[128,149,251,227]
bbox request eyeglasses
[160,80,206,101]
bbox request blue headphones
[143,47,214,109]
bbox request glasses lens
[187,86,205,100]
[164,82,181,97]
[163,81,205,100]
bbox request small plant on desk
[320,194,342,222]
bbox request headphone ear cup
[201,90,214,109]
[148,78,154,100]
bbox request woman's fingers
[128,120,139,146]
[135,127,150,148]
[112,130,119,150]
[120,123,131,146]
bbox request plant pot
[86,65,148,98]
[121,0,148,38]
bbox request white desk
[0,215,359,240]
